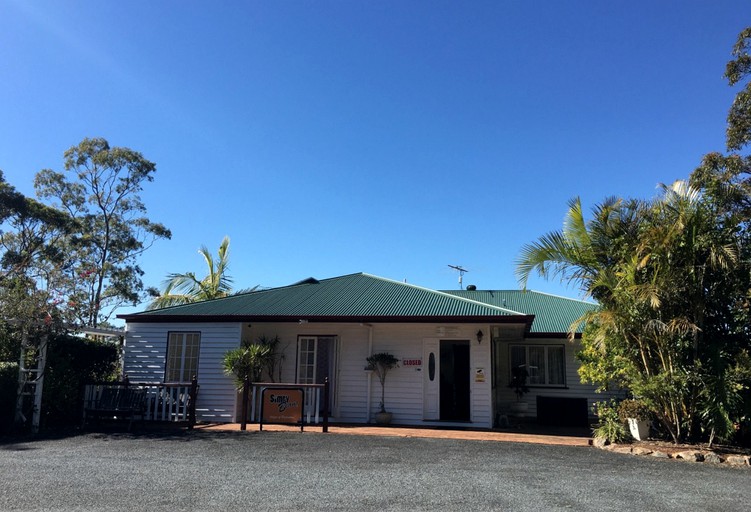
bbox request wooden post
[188,375,198,429]
[240,378,249,431]
[323,378,329,433]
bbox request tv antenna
[448,264,468,289]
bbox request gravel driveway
[1,430,748,511]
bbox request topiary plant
[366,352,399,413]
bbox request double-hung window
[509,344,565,386]
[165,332,200,382]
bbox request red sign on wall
[402,358,422,367]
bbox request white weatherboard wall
[123,322,242,422]
[246,322,494,428]
[365,323,492,427]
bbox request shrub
[617,398,650,421]
[592,400,630,443]
[0,362,18,434]
[41,334,119,428]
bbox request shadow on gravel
[0,424,222,447]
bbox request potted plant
[508,364,529,415]
[366,352,399,425]
[618,398,650,441]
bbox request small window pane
[528,347,546,385]
[510,346,526,370]
[547,346,565,385]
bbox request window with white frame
[509,344,565,386]
[165,332,200,382]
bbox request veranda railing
[83,376,199,427]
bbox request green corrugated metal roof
[120,273,528,322]
[443,290,597,333]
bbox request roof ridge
[519,289,596,305]
[445,288,596,306]
[363,273,525,315]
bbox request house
[118,272,609,428]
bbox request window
[165,332,200,382]
[509,344,565,386]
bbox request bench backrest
[97,387,145,411]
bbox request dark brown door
[439,340,470,421]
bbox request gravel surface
[1,430,749,511]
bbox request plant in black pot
[509,364,529,415]
[366,352,399,425]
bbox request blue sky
[1,1,749,320]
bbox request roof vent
[466,284,477,291]
[293,277,319,285]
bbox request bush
[592,400,630,444]
[617,398,650,421]
[41,334,119,428]
[0,362,18,434]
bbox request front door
[440,340,470,421]
[297,336,337,415]
[423,339,471,421]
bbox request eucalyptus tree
[34,138,171,327]
[0,171,75,361]
[148,236,234,309]
[1,170,75,283]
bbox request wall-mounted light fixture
[476,329,484,344]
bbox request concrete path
[196,422,592,447]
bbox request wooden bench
[82,386,145,431]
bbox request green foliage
[223,340,272,388]
[148,236,234,309]
[518,178,751,443]
[0,362,18,434]
[725,27,751,152]
[617,399,650,421]
[256,334,284,383]
[40,334,119,428]
[592,400,630,444]
[33,137,171,326]
[0,170,76,281]
[698,351,751,446]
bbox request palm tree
[515,195,643,301]
[516,183,744,443]
[223,341,272,430]
[148,236,233,309]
